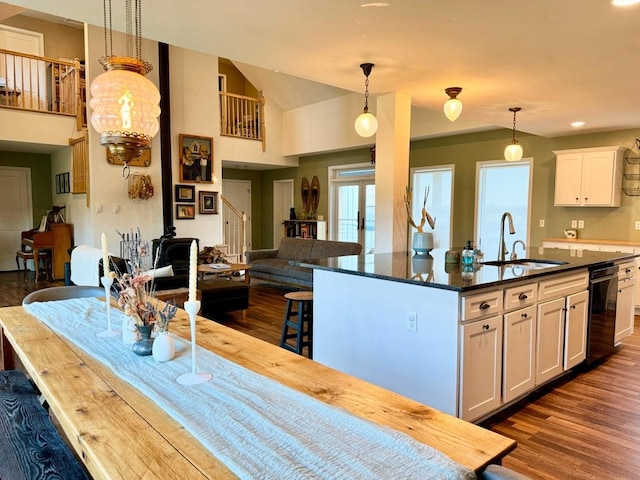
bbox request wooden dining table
[0,300,515,479]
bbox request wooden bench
[0,370,89,480]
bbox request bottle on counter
[462,241,475,266]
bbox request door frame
[0,166,33,271]
[273,179,294,247]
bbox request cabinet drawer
[461,289,503,321]
[504,283,537,311]
[617,261,636,280]
[538,271,588,301]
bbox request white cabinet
[459,315,503,421]
[554,146,625,207]
[536,297,566,384]
[615,261,636,344]
[503,305,536,403]
[564,290,589,369]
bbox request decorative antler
[404,185,436,232]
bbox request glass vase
[132,324,154,356]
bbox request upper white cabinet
[554,146,626,207]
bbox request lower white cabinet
[503,305,536,403]
[564,290,589,369]
[536,297,566,385]
[615,264,636,344]
[459,315,503,421]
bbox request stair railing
[220,193,247,262]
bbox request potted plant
[404,185,436,254]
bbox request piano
[21,223,73,281]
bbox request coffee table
[197,263,251,284]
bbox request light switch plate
[635,221,640,230]
[539,219,545,227]
[571,220,577,228]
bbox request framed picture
[175,184,195,202]
[176,203,196,220]
[179,134,213,183]
[199,191,219,214]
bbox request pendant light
[90,0,161,178]
[443,87,463,122]
[504,107,523,162]
[354,63,378,137]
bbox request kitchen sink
[482,258,568,269]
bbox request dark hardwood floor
[3,270,640,479]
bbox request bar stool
[280,291,313,358]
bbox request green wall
[0,151,53,227]
[225,127,640,251]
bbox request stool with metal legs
[280,291,313,358]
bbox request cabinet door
[460,315,503,422]
[582,151,618,206]
[615,277,636,344]
[554,153,583,206]
[564,290,588,369]
[503,306,536,403]
[536,298,565,385]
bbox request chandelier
[354,63,378,137]
[90,0,161,177]
[504,107,523,162]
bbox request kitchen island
[297,247,639,422]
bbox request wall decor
[179,134,213,183]
[175,184,195,202]
[55,172,70,194]
[176,204,196,220]
[107,148,151,167]
[199,191,218,214]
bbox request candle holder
[177,300,212,385]
[97,275,120,337]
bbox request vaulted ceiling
[2,0,640,140]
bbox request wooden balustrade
[219,90,265,151]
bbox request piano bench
[15,250,51,281]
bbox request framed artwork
[55,172,70,194]
[199,191,219,214]
[176,203,196,219]
[175,184,195,202]
[179,134,213,183]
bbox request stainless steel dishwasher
[586,263,619,365]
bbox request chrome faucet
[498,212,516,262]
[510,240,526,261]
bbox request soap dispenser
[462,241,475,266]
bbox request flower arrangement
[404,185,436,232]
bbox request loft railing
[219,90,265,151]
[0,48,85,129]
[220,193,247,262]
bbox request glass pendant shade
[443,98,463,122]
[355,112,378,137]
[90,57,160,159]
[504,142,524,162]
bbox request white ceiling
[2,0,640,139]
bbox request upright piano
[21,223,73,281]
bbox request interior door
[273,179,294,248]
[0,167,33,271]
[333,180,375,253]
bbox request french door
[330,165,375,254]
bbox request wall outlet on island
[635,221,640,230]
[578,220,584,229]
[407,311,417,332]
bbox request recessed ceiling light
[612,0,640,6]
[571,121,586,128]
[361,2,390,7]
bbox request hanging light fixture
[90,0,161,178]
[443,87,463,122]
[504,107,523,162]
[354,63,378,137]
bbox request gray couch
[245,237,362,288]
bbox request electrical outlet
[571,220,577,228]
[407,311,417,332]
[635,221,640,230]
[578,220,584,228]
[539,219,545,227]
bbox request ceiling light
[571,121,586,128]
[443,87,463,122]
[90,0,161,178]
[504,107,523,162]
[354,63,378,137]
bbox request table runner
[25,298,475,480]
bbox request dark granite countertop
[294,247,639,292]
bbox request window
[475,159,533,261]
[410,166,454,251]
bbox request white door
[564,290,589,369]
[536,298,565,385]
[332,180,375,253]
[503,305,536,403]
[221,179,252,252]
[273,179,293,248]
[0,167,33,271]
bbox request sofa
[245,237,362,288]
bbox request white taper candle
[189,240,197,302]
[101,232,110,275]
